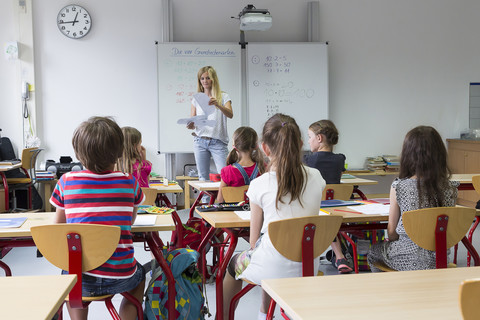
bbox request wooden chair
[459,278,480,320]
[321,184,353,200]
[31,224,143,320]
[466,174,480,266]
[228,215,343,320]
[403,207,477,269]
[221,185,249,203]
[7,147,42,211]
[141,187,159,206]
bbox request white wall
[1,0,479,173]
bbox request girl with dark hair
[216,126,264,203]
[222,114,326,320]
[367,125,459,271]
[304,119,351,273]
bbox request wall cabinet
[447,139,480,207]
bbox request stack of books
[365,156,386,172]
[382,155,400,172]
[35,171,56,180]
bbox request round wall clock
[57,5,92,39]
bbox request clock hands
[72,12,79,26]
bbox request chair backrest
[321,184,353,200]
[222,185,249,203]
[141,187,159,206]
[31,224,121,308]
[31,224,120,272]
[403,207,475,268]
[459,278,480,320]
[268,215,343,276]
[471,175,480,196]
[21,147,40,170]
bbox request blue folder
[320,200,362,208]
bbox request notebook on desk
[320,200,362,208]
[0,217,27,228]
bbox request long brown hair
[399,125,452,207]
[309,119,339,147]
[262,113,306,208]
[226,126,265,174]
[116,127,145,177]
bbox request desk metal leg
[462,236,480,267]
[189,190,218,219]
[467,216,480,267]
[145,232,176,320]
[215,228,238,320]
[352,185,368,200]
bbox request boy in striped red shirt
[51,116,145,320]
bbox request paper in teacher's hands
[193,92,215,115]
[177,115,215,129]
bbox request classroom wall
[1,0,479,174]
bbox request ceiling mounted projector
[238,4,272,31]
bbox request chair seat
[7,178,32,185]
[373,261,397,272]
[65,294,115,302]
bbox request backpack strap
[233,162,259,185]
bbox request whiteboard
[246,43,328,147]
[157,43,242,153]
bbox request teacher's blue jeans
[193,136,228,181]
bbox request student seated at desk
[304,119,351,273]
[216,126,264,203]
[50,117,145,320]
[116,126,152,188]
[223,114,326,320]
[367,126,459,272]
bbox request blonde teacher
[186,66,233,181]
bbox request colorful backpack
[144,248,206,320]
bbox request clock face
[57,5,92,39]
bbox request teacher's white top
[193,92,231,144]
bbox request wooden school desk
[176,175,199,209]
[0,274,77,320]
[0,163,22,212]
[187,180,220,216]
[196,206,480,319]
[0,211,178,320]
[149,183,184,208]
[262,267,480,320]
[195,208,387,320]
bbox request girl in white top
[223,113,326,320]
[186,66,233,181]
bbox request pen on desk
[334,209,362,214]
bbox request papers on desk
[347,204,390,215]
[196,181,221,188]
[0,160,20,165]
[133,215,157,226]
[235,211,251,220]
[0,217,27,228]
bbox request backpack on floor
[144,248,206,320]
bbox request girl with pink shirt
[116,127,152,187]
[216,126,265,203]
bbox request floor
[1,209,478,320]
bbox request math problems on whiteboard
[247,43,328,149]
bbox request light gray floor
[2,209,478,319]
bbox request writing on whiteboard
[171,47,236,57]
